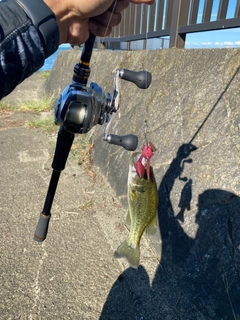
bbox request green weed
[40,71,51,79]
[25,116,57,133]
[0,94,56,112]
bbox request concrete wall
[46,49,240,204]
[46,49,240,317]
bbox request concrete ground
[0,74,160,320]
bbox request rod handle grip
[80,33,96,64]
[33,213,51,242]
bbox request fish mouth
[132,153,142,166]
[131,152,147,178]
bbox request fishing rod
[33,33,152,242]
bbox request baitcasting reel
[54,59,152,151]
[33,33,152,242]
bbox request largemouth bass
[114,149,158,269]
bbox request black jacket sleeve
[0,0,45,99]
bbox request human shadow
[157,143,197,267]
[153,144,240,319]
[100,144,240,320]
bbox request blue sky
[186,28,240,48]
[185,0,240,48]
[145,0,240,49]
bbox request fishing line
[101,1,152,147]
[143,4,151,145]
[144,119,149,144]
[102,0,118,42]
[101,0,119,140]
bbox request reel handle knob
[107,134,138,151]
[119,69,152,89]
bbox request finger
[67,19,90,45]
[109,0,129,13]
[92,10,122,28]
[89,20,112,37]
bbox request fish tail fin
[114,240,140,269]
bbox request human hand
[44,0,155,45]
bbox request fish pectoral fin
[126,210,131,225]
[114,240,140,269]
[145,215,158,235]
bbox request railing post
[217,0,229,20]
[169,0,187,48]
[203,0,213,22]
[96,37,100,49]
[235,0,240,17]
[143,39,146,50]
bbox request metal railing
[100,0,240,50]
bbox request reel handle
[107,134,138,151]
[119,69,152,89]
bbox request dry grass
[71,134,95,176]
[0,93,94,172]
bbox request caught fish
[114,143,158,269]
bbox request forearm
[43,0,68,44]
[0,0,155,100]
[0,0,45,99]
